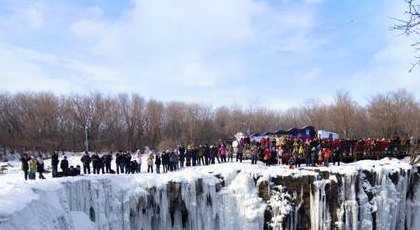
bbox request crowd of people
[20,152,81,180]
[19,135,415,180]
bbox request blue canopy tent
[250,126,316,141]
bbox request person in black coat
[66,166,77,176]
[270,148,277,165]
[116,152,123,174]
[212,145,220,164]
[75,165,81,176]
[51,151,59,178]
[192,147,198,166]
[36,153,46,179]
[204,144,210,165]
[98,155,105,174]
[81,152,91,174]
[125,152,132,174]
[155,154,161,173]
[179,146,185,168]
[105,152,112,173]
[60,156,69,175]
[20,154,29,180]
[236,146,243,163]
[162,151,169,173]
[91,153,100,174]
[130,160,137,174]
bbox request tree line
[0,89,419,155]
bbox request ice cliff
[0,158,419,230]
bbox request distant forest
[0,89,419,154]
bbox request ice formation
[0,158,419,230]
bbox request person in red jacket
[285,151,292,165]
[264,137,270,149]
[263,148,271,166]
[381,138,388,155]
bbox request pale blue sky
[0,0,418,109]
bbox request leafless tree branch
[393,0,420,71]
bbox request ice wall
[0,160,419,230]
[262,162,420,230]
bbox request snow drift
[0,158,419,230]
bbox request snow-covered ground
[0,156,419,230]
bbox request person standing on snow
[264,148,271,166]
[116,151,123,174]
[264,137,270,149]
[125,152,132,174]
[278,147,284,165]
[333,147,342,166]
[198,145,204,165]
[213,144,221,164]
[36,153,46,179]
[91,152,100,174]
[310,147,317,167]
[28,156,37,180]
[296,145,304,168]
[60,156,69,176]
[20,154,29,180]
[51,151,59,178]
[304,144,311,167]
[147,153,154,173]
[162,151,169,173]
[323,148,331,167]
[236,145,243,163]
[186,145,192,166]
[136,150,142,173]
[155,153,161,173]
[192,146,198,166]
[270,148,277,165]
[99,154,105,174]
[179,145,185,168]
[204,144,210,165]
[219,143,227,163]
[169,150,177,171]
[105,152,113,173]
[317,148,323,167]
[251,145,258,164]
[81,151,91,174]
[228,144,234,162]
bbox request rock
[196,178,203,195]
[259,180,271,201]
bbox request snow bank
[0,158,419,230]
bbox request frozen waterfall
[0,158,419,230]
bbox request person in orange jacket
[323,148,331,167]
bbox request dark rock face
[259,181,270,202]
[167,181,182,227]
[214,174,225,192]
[196,178,203,196]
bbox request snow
[70,211,97,230]
[0,155,419,230]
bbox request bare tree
[302,99,330,130]
[144,100,164,149]
[330,91,358,138]
[1,89,420,162]
[394,0,420,71]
